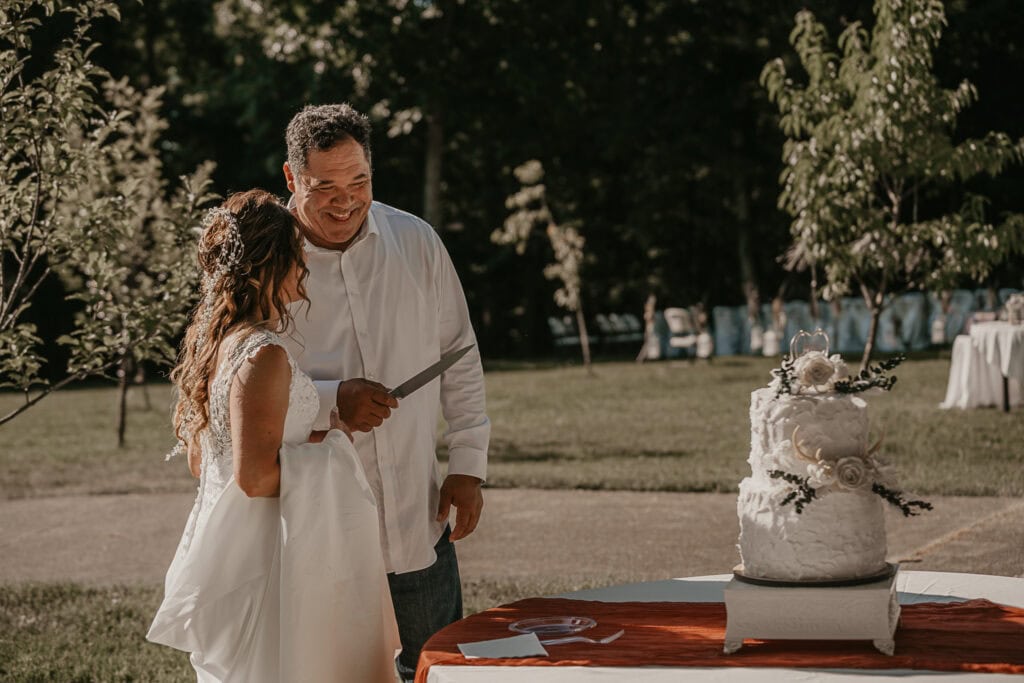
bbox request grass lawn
[2,353,1022,498]
[0,584,191,682]
[0,578,613,681]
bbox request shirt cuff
[446,446,488,483]
[312,379,342,431]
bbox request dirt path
[1,490,1020,586]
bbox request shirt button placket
[340,246,401,566]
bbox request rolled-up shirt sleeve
[312,379,342,431]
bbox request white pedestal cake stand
[723,564,900,655]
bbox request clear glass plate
[508,616,596,636]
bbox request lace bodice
[179,329,320,556]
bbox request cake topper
[789,328,830,359]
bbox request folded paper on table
[458,633,548,659]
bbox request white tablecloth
[427,571,1024,682]
[940,335,1022,409]
[971,321,1024,381]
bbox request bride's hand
[329,406,354,442]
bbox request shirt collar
[286,195,379,254]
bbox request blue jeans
[388,526,463,682]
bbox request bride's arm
[228,344,291,497]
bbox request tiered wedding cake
[736,330,930,582]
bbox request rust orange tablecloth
[415,598,1024,682]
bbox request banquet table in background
[940,322,1024,411]
[421,571,1024,682]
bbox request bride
[147,189,400,681]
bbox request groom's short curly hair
[285,103,372,173]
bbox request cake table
[419,571,1024,682]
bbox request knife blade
[388,344,475,399]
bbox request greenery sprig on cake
[772,351,905,397]
[871,483,934,517]
[833,355,906,394]
[768,470,817,513]
[772,471,933,516]
[769,426,932,516]
[770,329,904,397]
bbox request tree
[69,80,216,446]
[0,0,213,430]
[91,0,1024,358]
[762,0,1024,367]
[210,0,472,228]
[493,160,593,370]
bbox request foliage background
[17,0,1024,373]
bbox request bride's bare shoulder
[233,341,290,387]
[224,331,292,400]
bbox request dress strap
[208,328,288,448]
[225,329,287,378]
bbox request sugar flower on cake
[804,459,837,489]
[773,350,854,395]
[787,424,880,493]
[793,351,835,389]
[790,351,850,392]
[771,426,931,516]
[834,456,871,490]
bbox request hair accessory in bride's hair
[198,207,246,282]
[167,207,247,461]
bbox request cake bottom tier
[737,477,888,581]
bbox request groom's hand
[336,378,398,432]
[437,474,483,541]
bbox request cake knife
[388,344,475,399]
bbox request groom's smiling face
[285,137,372,251]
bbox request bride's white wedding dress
[147,329,400,682]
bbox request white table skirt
[940,334,1021,409]
[427,571,1024,682]
[971,321,1024,381]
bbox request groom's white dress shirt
[283,201,490,574]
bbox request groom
[280,103,490,681]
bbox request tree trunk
[423,112,443,229]
[116,354,131,448]
[142,0,159,88]
[730,147,759,325]
[135,363,152,411]
[575,307,593,374]
[860,288,884,371]
[636,293,657,362]
[808,263,820,321]
[736,217,758,320]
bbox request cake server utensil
[388,344,475,399]
[541,629,625,646]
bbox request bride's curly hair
[170,189,308,462]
